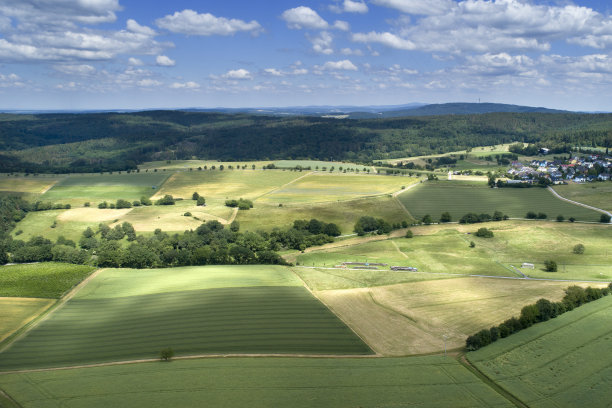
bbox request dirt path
[391,240,409,259]
[226,207,239,224]
[253,171,314,200]
[38,179,60,195]
[548,186,612,220]
[0,269,104,354]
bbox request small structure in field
[521,263,535,269]
[390,266,418,272]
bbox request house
[574,176,586,183]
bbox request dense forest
[1,111,611,173]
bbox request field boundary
[253,171,313,200]
[0,389,22,408]
[548,186,612,219]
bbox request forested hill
[0,111,611,173]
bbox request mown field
[40,173,170,206]
[0,356,513,408]
[0,266,371,370]
[553,182,612,212]
[314,277,598,356]
[0,263,95,298]
[399,180,602,221]
[469,295,612,408]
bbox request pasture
[258,173,416,204]
[10,209,104,242]
[0,298,54,342]
[398,180,602,221]
[316,277,604,356]
[0,266,371,370]
[0,263,95,298]
[273,160,371,172]
[553,182,612,212]
[40,173,170,206]
[0,175,61,196]
[138,160,270,171]
[0,357,512,408]
[469,295,612,408]
[237,196,411,233]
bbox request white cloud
[310,31,334,54]
[341,48,364,56]
[281,6,329,30]
[321,59,358,71]
[343,0,368,14]
[264,68,284,76]
[137,79,162,87]
[371,0,453,15]
[293,68,309,75]
[126,19,155,36]
[156,9,261,36]
[170,81,200,89]
[128,57,144,66]
[53,64,96,75]
[333,20,350,31]
[352,31,416,50]
[223,68,252,80]
[156,55,175,66]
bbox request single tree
[160,347,174,361]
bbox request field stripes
[0,286,372,370]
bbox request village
[505,152,612,184]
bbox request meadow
[315,277,596,356]
[552,182,612,211]
[40,172,170,206]
[398,180,602,221]
[0,175,62,196]
[0,357,512,408]
[469,295,612,408]
[0,266,371,370]
[273,160,372,172]
[0,298,54,342]
[0,263,95,298]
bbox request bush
[160,347,174,361]
[439,212,452,223]
[474,227,494,238]
[469,241,475,248]
[556,214,564,222]
[405,229,413,238]
[569,217,576,223]
[573,243,585,254]
[140,196,152,206]
[526,211,537,219]
[183,212,192,217]
[544,260,557,272]
[155,195,175,205]
[600,214,611,223]
[537,212,547,219]
[115,199,132,209]
[421,214,433,225]
[98,201,108,209]
[197,196,206,206]
[192,192,200,200]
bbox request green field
[0,266,371,370]
[40,173,170,206]
[553,182,612,212]
[273,160,371,172]
[398,180,602,221]
[469,295,612,407]
[0,298,54,342]
[237,196,411,233]
[259,173,416,204]
[0,356,512,408]
[0,263,95,298]
[0,175,62,195]
[10,208,106,242]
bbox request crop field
[40,173,170,206]
[0,357,512,408]
[0,175,61,195]
[0,266,371,370]
[469,295,612,408]
[398,180,602,221]
[316,277,603,356]
[258,173,416,204]
[553,182,612,212]
[237,196,411,233]
[0,298,54,342]
[0,263,95,299]
[151,170,303,202]
[273,160,371,172]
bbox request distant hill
[347,103,571,119]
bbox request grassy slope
[0,176,62,195]
[0,263,95,298]
[469,295,612,408]
[398,181,602,222]
[0,266,371,370]
[552,182,612,212]
[316,277,598,356]
[0,357,512,408]
[0,298,54,342]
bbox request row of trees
[466,284,612,351]
[354,216,409,236]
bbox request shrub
[160,347,174,361]
[573,243,585,254]
[600,214,611,223]
[569,217,576,223]
[421,214,433,225]
[405,229,413,238]
[183,212,192,217]
[192,192,200,200]
[98,201,108,209]
[469,241,475,248]
[115,199,132,209]
[474,227,494,238]
[197,196,206,206]
[526,211,537,219]
[544,260,557,272]
[140,196,152,206]
[155,195,175,206]
[537,212,547,219]
[439,212,452,223]
[556,214,564,222]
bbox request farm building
[521,263,535,269]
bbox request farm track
[548,186,612,220]
[253,171,314,200]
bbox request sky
[0,0,612,111]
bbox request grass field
[316,277,604,356]
[398,180,602,221]
[151,170,303,201]
[0,175,62,195]
[40,173,170,206]
[0,298,54,342]
[273,160,371,172]
[553,182,612,212]
[258,173,416,204]
[295,221,612,282]
[0,263,95,298]
[237,196,411,233]
[0,266,371,370]
[138,160,271,170]
[10,209,105,242]
[0,357,512,408]
[469,295,612,407]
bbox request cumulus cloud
[156,9,261,36]
[352,31,416,50]
[222,68,252,80]
[333,20,350,31]
[342,0,368,14]
[310,31,334,54]
[137,78,162,87]
[128,57,144,66]
[371,0,453,15]
[126,19,155,36]
[170,81,200,89]
[281,6,329,30]
[156,55,175,66]
[264,68,284,76]
[321,59,358,71]
[53,64,96,75]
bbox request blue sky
[1,0,612,110]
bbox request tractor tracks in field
[548,186,612,220]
